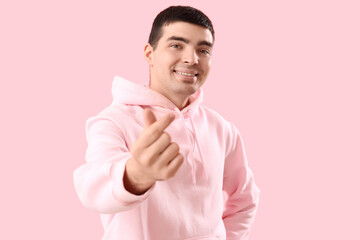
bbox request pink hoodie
[73,76,260,240]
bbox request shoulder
[97,104,135,121]
[199,105,228,123]
[86,104,141,133]
[199,105,242,148]
[198,105,233,131]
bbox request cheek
[155,50,177,62]
[202,60,211,72]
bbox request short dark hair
[148,6,215,50]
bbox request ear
[144,43,154,67]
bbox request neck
[172,97,190,110]
[149,85,190,111]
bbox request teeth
[175,71,196,77]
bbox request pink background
[1,0,359,239]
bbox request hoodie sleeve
[73,115,154,214]
[222,122,260,240]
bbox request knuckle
[152,128,162,137]
[162,170,172,180]
[168,169,177,179]
[136,155,147,166]
[158,171,167,180]
[163,132,171,142]
[142,159,151,167]
[172,142,180,152]
[146,154,157,166]
[136,150,154,166]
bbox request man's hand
[123,109,184,195]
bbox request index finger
[139,113,176,147]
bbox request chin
[175,85,198,96]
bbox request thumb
[143,108,157,128]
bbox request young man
[74,6,260,240]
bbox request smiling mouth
[173,70,199,77]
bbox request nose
[182,49,199,65]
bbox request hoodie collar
[111,76,203,117]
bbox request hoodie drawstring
[189,117,208,182]
[174,108,207,186]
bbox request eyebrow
[166,36,213,48]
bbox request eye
[200,49,210,55]
[170,44,181,49]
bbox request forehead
[159,21,213,44]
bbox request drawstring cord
[189,117,208,182]
[174,108,207,186]
[174,108,196,185]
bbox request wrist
[123,158,155,195]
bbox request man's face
[145,21,213,103]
